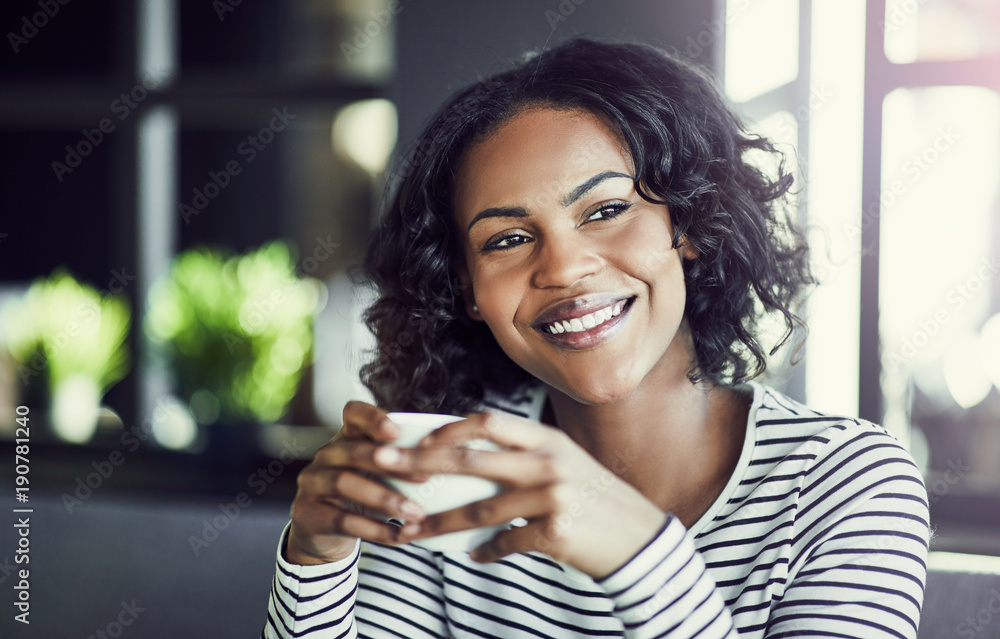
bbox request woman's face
[453,107,697,405]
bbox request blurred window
[726,0,1000,554]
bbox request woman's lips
[540,298,628,334]
[534,296,636,350]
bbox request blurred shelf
[0,435,309,499]
[0,75,389,123]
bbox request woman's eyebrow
[465,171,632,233]
[467,206,528,233]
[560,171,633,207]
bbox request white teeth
[543,299,630,335]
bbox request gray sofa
[0,491,288,638]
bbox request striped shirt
[263,383,929,638]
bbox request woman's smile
[533,294,636,349]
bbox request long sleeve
[353,542,449,637]
[263,525,449,639]
[263,524,362,638]
[597,516,738,638]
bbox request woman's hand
[285,401,429,566]
[377,411,668,578]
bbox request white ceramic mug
[385,412,506,552]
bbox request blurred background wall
[0,0,998,636]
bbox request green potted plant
[1,271,131,443]
[145,241,322,459]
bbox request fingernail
[400,501,424,520]
[376,446,402,467]
[381,417,399,438]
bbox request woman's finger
[299,467,426,523]
[294,498,420,547]
[342,400,398,442]
[373,445,563,486]
[467,519,564,564]
[415,486,554,539]
[418,412,558,451]
[312,438,431,482]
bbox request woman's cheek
[474,264,527,323]
[612,214,678,278]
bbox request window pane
[725,0,799,103]
[884,0,1000,64]
[805,0,866,418]
[880,87,1000,496]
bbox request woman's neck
[545,362,750,528]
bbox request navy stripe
[446,555,608,599]
[768,611,907,639]
[359,567,446,607]
[357,597,448,639]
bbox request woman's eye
[585,201,633,223]
[483,232,531,252]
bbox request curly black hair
[361,37,813,414]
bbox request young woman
[264,38,929,638]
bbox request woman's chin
[550,375,641,407]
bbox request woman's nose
[530,235,602,289]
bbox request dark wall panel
[395,0,718,151]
